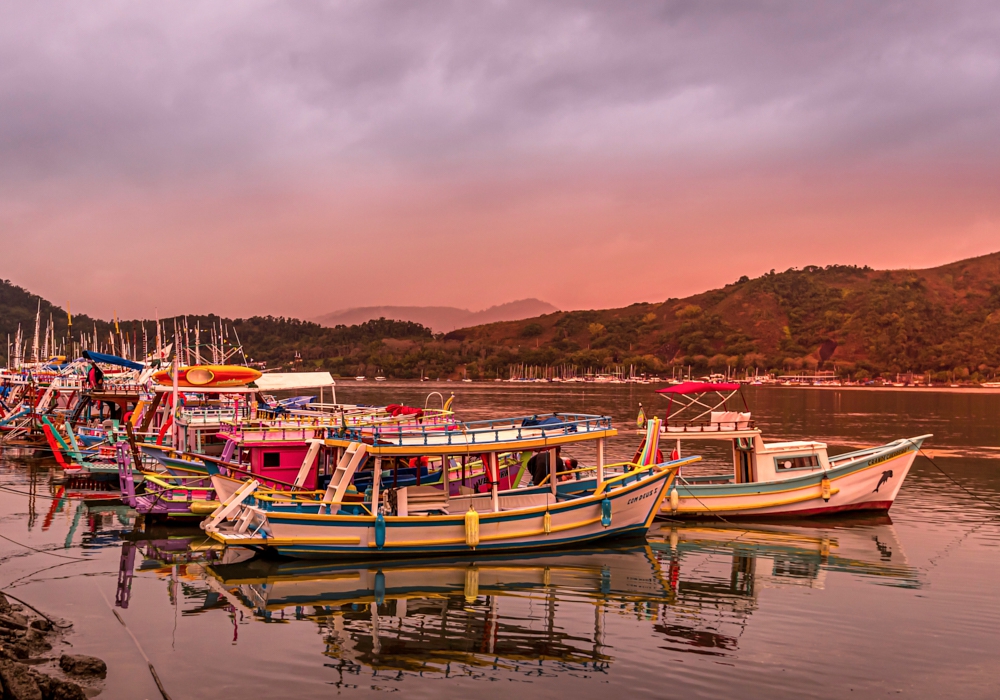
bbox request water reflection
[105,516,923,679]
[205,545,661,675]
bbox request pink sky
[2,2,998,321]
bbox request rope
[0,533,89,561]
[96,586,173,700]
[0,591,73,629]
[905,439,1000,514]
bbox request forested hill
[0,278,433,374]
[3,250,1000,380]
[445,251,1000,381]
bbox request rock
[28,620,51,633]
[58,654,106,679]
[0,613,29,630]
[0,659,43,700]
[0,592,10,612]
[23,629,51,654]
[3,641,31,659]
[30,672,87,700]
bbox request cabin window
[262,452,281,468]
[776,454,820,470]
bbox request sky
[1,1,999,321]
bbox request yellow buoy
[465,506,480,549]
[821,476,832,501]
[543,510,551,534]
[669,488,680,512]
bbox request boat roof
[656,381,741,395]
[322,413,616,456]
[254,372,335,391]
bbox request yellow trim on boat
[675,486,840,513]
[364,516,607,548]
[264,536,362,546]
[676,451,911,499]
[265,468,672,523]
[321,429,618,456]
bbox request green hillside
[3,250,1000,381]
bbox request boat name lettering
[868,447,909,468]
[627,489,655,505]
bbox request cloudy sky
[1,1,998,320]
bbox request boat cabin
[653,382,831,485]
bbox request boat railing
[338,413,613,447]
[594,456,700,496]
[218,425,324,442]
[661,419,755,433]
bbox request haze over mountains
[313,299,558,333]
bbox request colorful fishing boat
[203,415,693,559]
[648,382,930,518]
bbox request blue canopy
[81,350,144,371]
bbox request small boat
[203,415,690,559]
[355,376,366,381]
[647,382,929,518]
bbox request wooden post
[596,438,605,484]
[549,447,558,496]
[371,456,382,514]
[490,453,500,513]
[442,454,450,500]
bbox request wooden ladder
[321,442,368,511]
[293,439,323,488]
[201,478,260,532]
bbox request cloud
[0,1,998,317]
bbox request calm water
[2,384,999,699]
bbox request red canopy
[656,381,741,395]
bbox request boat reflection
[111,516,921,678]
[644,516,921,656]
[206,544,665,673]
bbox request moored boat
[203,416,693,559]
[649,382,930,518]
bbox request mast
[31,300,41,363]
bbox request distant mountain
[313,299,558,333]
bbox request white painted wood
[201,479,260,531]
[549,447,558,496]
[322,442,368,506]
[294,439,322,488]
[596,439,605,484]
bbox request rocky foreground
[0,593,106,699]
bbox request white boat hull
[664,437,925,518]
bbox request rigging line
[0,532,89,561]
[96,585,173,700]
[907,440,1000,514]
[0,483,81,501]
[0,590,73,629]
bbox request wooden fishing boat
[203,416,692,559]
[647,382,931,518]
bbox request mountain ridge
[312,299,558,333]
[3,250,999,380]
